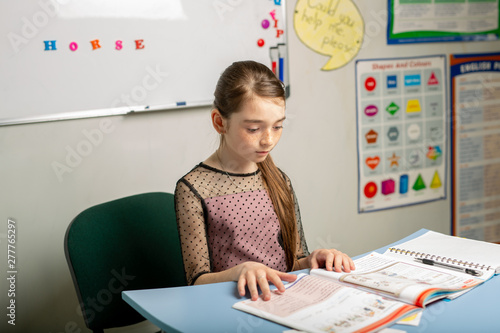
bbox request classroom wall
[1,1,499,332]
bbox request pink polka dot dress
[175,163,309,285]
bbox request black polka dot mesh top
[174,163,309,285]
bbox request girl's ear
[211,109,226,134]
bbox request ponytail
[258,155,297,271]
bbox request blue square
[387,75,397,89]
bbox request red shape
[365,156,380,170]
[364,182,377,199]
[428,72,439,85]
[257,39,265,47]
[365,77,376,91]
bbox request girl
[174,60,354,301]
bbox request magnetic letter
[69,42,78,51]
[269,10,276,20]
[135,39,145,49]
[273,19,278,28]
[43,40,57,50]
[276,29,284,38]
[90,39,101,50]
[115,40,123,50]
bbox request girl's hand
[234,262,297,301]
[307,249,355,273]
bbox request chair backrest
[64,192,186,332]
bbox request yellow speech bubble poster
[294,0,364,71]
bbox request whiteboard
[0,0,289,126]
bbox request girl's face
[221,96,285,169]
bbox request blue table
[123,229,500,332]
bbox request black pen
[414,258,483,277]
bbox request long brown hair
[213,60,297,271]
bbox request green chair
[64,192,186,333]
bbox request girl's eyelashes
[247,125,283,133]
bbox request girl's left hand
[307,249,355,273]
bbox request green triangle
[386,102,399,116]
[413,174,426,191]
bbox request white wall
[1,1,499,332]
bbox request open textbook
[233,229,500,333]
[234,273,421,333]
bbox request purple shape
[381,179,395,195]
[262,19,270,29]
[364,105,378,117]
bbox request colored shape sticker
[430,171,442,189]
[365,77,376,92]
[426,146,442,160]
[293,0,364,70]
[408,150,420,165]
[257,39,265,47]
[387,127,399,142]
[404,74,421,87]
[407,124,421,140]
[413,174,426,191]
[406,99,421,113]
[364,182,377,198]
[386,102,399,115]
[387,75,397,89]
[388,152,400,167]
[262,19,270,29]
[364,105,378,117]
[400,174,408,194]
[365,156,380,170]
[365,129,378,144]
[381,179,395,195]
[428,72,439,85]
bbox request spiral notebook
[383,230,500,276]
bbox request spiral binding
[387,247,493,271]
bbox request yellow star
[388,153,400,167]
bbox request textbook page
[384,230,500,275]
[233,274,419,333]
[311,252,483,307]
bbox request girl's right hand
[233,261,297,301]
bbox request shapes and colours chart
[356,56,447,213]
